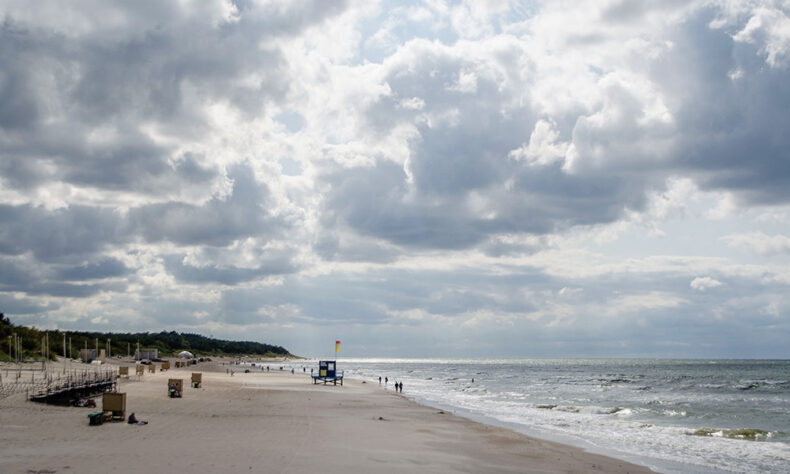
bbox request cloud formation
[1,0,789,357]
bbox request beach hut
[191,373,202,388]
[118,366,129,377]
[168,378,183,398]
[102,392,126,421]
[136,365,145,376]
[161,361,170,371]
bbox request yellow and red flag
[335,340,341,353]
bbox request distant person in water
[378,376,381,384]
[385,377,388,385]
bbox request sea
[329,358,790,473]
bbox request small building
[79,349,96,363]
[135,348,159,361]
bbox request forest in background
[0,313,292,360]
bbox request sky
[1,0,790,358]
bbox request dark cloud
[0,1,347,195]
[649,9,790,204]
[0,255,127,298]
[163,252,297,285]
[0,293,56,315]
[0,204,124,262]
[128,163,287,246]
[313,232,401,263]
[55,257,130,281]
[321,160,484,249]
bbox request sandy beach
[0,360,653,473]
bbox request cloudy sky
[2,0,790,358]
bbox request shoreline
[0,358,654,473]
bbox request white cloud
[690,276,723,291]
[733,6,790,67]
[607,291,687,315]
[508,119,569,167]
[706,193,738,220]
[724,232,790,256]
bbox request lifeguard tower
[312,360,344,386]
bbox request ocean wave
[689,428,782,441]
[735,379,790,391]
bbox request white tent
[177,350,194,359]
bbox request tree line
[0,313,292,360]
